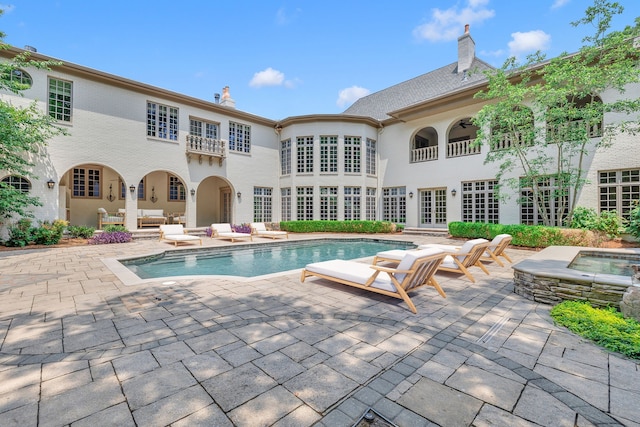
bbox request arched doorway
[196,176,235,227]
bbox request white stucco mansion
[1,27,639,231]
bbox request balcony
[410,145,438,163]
[546,119,603,143]
[447,138,481,158]
[185,135,226,166]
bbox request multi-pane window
[229,121,251,153]
[420,189,447,226]
[147,102,178,141]
[253,187,273,222]
[520,176,568,226]
[281,188,292,221]
[296,187,314,220]
[190,119,219,139]
[462,180,499,223]
[1,175,30,193]
[320,187,338,220]
[366,138,376,175]
[366,188,376,220]
[382,187,406,223]
[48,78,72,122]
[297,137,314,173]
[599,169,640,220]
[10,69,33,88]
[280,139,291,175]
[120,179,145,200]
[72,167,100,198]
[169,175,186,201]
[344,187,361,220]
[344,136,361,173]
[320,136,338,173]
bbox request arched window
[9,69,33,89]
[1,175,31,193]
[546,95,603,143]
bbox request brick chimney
[457,24,475,75]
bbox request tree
[472,0,640,226]
[0,8,66,220]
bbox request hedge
[447,221,597,248]
[280,220,399,234]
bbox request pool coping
[102,237,416,286]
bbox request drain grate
[352,408,397,427]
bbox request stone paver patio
[0,233,638,426]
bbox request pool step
[402,227,449,237]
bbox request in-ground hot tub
[513,246,640,308]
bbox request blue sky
[1,1,639,120]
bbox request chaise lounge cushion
[211,223,252,242]
[304,248,443,292]
[159,224,201,246]
[250,222,288,239]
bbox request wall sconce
[451,188,457,197]
[129,185,136,194]
[408,192,414,198]
[150,186,158,203]
[106,183,115,202]
[46,179,55,189]
[190,188,196,196]
[237,192,242,199]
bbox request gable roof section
[342,58,495,121]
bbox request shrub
[4,218,33,247]
[550,300,640,359]
[448,221,596,248]
[570,207,623,239]
[103,224,128,233]
[88,231,132,245]
[231,224,251,234]
[280,220,396,234]
[67,225,96,239]
[627,202,640,240]
[31,220,67,245]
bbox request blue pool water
[122,239,415,279]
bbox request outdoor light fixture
[451,188,457,197]
[150,186,158,203]
[46,179,55,189]
[408,192,414,198]
[106,183,115,202]
[129,185,136,194]
[190,188,196,196]
[237,192,242,199]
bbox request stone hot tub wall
[513,246,639,308]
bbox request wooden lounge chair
[159,224,202,246]
[300,248,447,314]
[250,222,288,239]
[375,238,491,283]
[480,234,513,267]
[211,223,253,242]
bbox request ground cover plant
[550,300,640,359]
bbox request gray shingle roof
[342,58,495,121]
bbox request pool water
[122,239,415,279]
[568,251,640,276]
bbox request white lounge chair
[159,224,202,246]
[375,238,491,283]
[480,234,513,267]
[250,222,288,239]
[301,248,447,314]
[211,223,253,242]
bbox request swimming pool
[569,250,640,276]
[120,238,415,279]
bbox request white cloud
[508,30,551,57]
[275,7,301,25]
[551,0,570,10]
[412,0,495,42]
[249,67,285,88]
[336,86,371,108]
